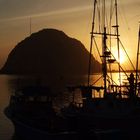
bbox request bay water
[0,75,14,140]
[0,72,130,140]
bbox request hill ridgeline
[1,29,101,75]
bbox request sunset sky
[0,0,139,69]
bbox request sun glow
[112,47,127,64]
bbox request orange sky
[0,0,139,70]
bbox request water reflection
[0,75,14,140]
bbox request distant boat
[4,0,140,140]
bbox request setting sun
[112,47,127,64]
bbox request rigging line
[106,0,113,33]
[115,61,129,79]
[109,0,114,35]
[105,0,110,30]
[110,0,115,21]
[87,0,97,86]
[119,39,135,71]
[119,1,130,30]
[93,37,103,63]
[106,47,129,78]
[91,75,103,85]
[115,0,122,92]
[97,0,101,32]
[118,6,132,48]
[109,0,113,85]
[108,64,113,85]
[91,72,119,87]
[105,9,109,33]
[107,74,118,86]
[102,0,105,29]
[109,1,111,40]
[108,0,115,85]
[117,65,129,79]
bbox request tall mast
[88,0,120,95]
[115,0,121,92]
[87,0,97,86]
[103,27,107,94]
[102,0,107,94]
[135,23,140,95]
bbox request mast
[115,0,121,92]
[88,0,121,95]
[87,0,97,86]
[135,23,140,95]
[103,27,107,94]
[102,0,108,94]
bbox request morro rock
[1,29,101,75]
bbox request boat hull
[4,107,96,140]
[13,120,77,140]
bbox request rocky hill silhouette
[1,29,101,75]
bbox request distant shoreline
[108,70,137,73]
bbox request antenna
[29,17,32,35]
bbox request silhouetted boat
[5,85,98,140]
[4,0,140,140]
[61,0,140,138]
[4,86,81,140]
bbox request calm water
[0,73,130,140]
[0,75,14,140]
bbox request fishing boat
[5,85,100,140]
[4,86,84,140]
[61,0,140,138]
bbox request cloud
[0,0,139,21]
[0,0,92,19]
[0,5,92,22]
